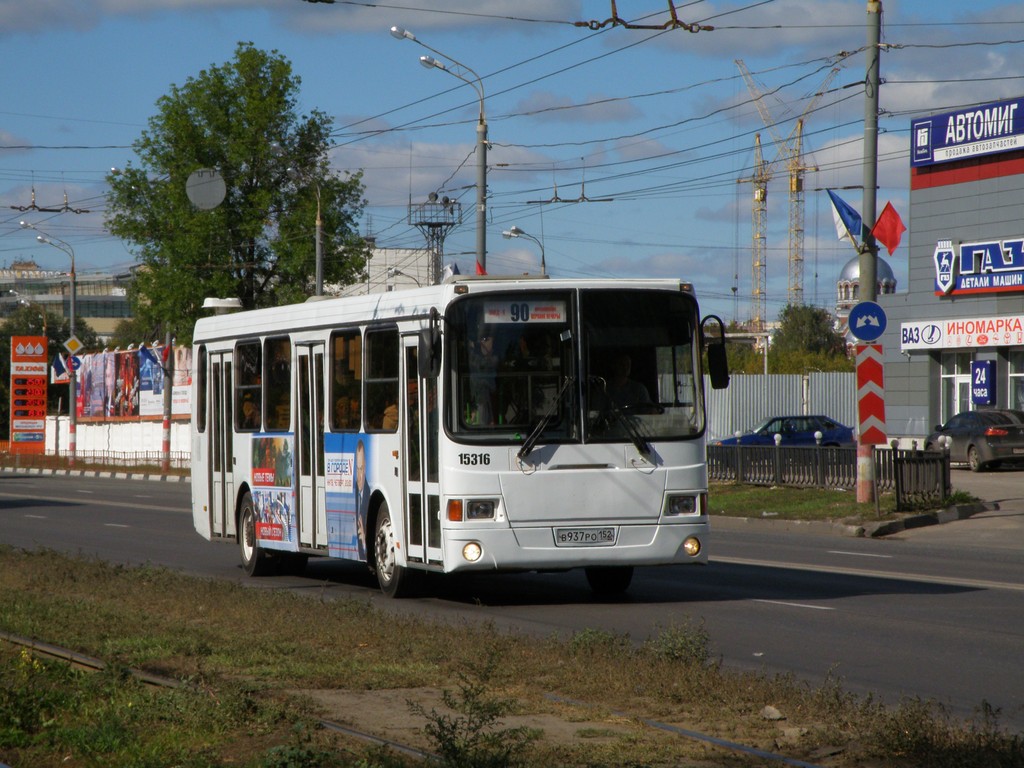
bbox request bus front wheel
[374,502,415,598]
[585,566,633,595]
[239,492,273,577]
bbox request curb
[0,467,189,483]
[855,501,996,538]
[711,501,997,538]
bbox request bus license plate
[554,527,617,547]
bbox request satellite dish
[186,168,227,210]
[427,191,438,203]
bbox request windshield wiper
[609,403,651,456]
[589,375,651,455]
[517,375,574,462]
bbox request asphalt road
[1,468,1022,732]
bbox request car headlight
[665,493,704,517]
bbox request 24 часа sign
[934,237,1024,296]
[913,98,1024,168]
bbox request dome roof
[839,255,895,283]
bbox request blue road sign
[848,301,886,342]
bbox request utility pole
[860,1,882,303]
[857,0,883,505]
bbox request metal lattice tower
[408,194,462,284]
[737,134,769,331]
[736,60,841,311]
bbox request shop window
[1009,351,1024,410]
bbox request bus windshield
[449,287,704,443]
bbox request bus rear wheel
[239,492,273,577]
[585,566,634,595]
[374,502,415,598]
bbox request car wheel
[967,445,984,472]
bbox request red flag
[871,202,906,256]
[475,260,487,276]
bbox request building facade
[0,260,132,341]
[879,96,1024,438]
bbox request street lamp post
[289,172,323,296]
[20,221,76,466]
[272,142,324,296]
[502,225,546,275]
[391,26,487,275]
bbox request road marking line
[104,523,130,528]
[715,555,1024,593]
[827,550,893,559]
[753,599,834,611]
[24,514,47,519]
[0,490,185,514]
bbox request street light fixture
[391,26,488,275]
[502,225,546,276]
[387,266,422,287]
[20,220,77,466]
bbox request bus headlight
[466,500,496,520]
[682,537,701,557]
[665,493,704,516]
[463,542,483,562]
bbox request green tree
[765,304,853,373]
[0,306,99,436]
[105,42,370,345]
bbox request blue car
[715,415,855,447]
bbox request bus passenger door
[403,340,442,566]
[208,353,234,539]
[296,344,327,549]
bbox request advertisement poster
[251,435,297,552]
[138,349,165,417]
[325,433,374,561]
[172,346,193,416]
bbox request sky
[3,0,1024,325]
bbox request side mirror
[419,307,442,379]
[701,314,730,390]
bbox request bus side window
[197,345,207,433]
[331,330,362,431]
[365,327,399,432]
[235,340,262,431]
[264,337,291,431]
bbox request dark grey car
[925,408,1024,472]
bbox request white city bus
[190,277,729,596]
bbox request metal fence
[707,444,951,509]
[704,372,857,444]
[0,449,191,474]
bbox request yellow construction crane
[736,60,841,319]
[737,134,770,331]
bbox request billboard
[912,98,1024,168]
[9,336,48,453]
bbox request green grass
[708,481,976,524]
[1,547,1021,767]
